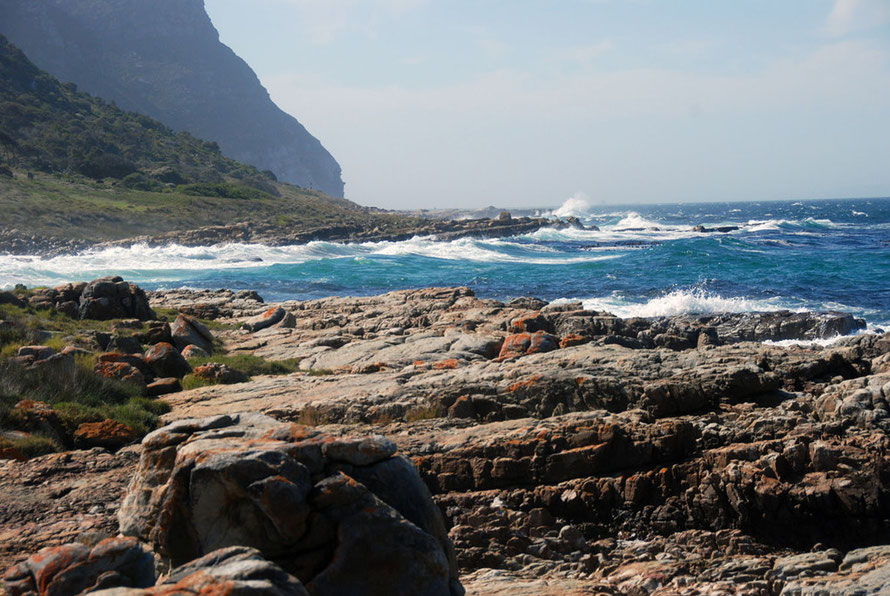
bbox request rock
[507,297,549,310]
[17,345,55,360]
[105,335,143,355]
[117,413,461,595]
[78,277,155,321]
[143,546,307,595]
[497,331,560,360]
[145,377,181,397]
[179,344,209,360]
[2,537,154,596]
[509,312,552,333]
[140,322,172,346]
[30,353,77,378]
[73,420,139,450]
[0,290,25,308]
[243,306,288,332]
[170,315,214,355]
[0,0,346,197]
[95,361,146,387]
[143,342,191,379]
[192,362,248,384]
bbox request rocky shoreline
[0,213,563,257]
[2,284,890,594]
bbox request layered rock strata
[2,286,889,594]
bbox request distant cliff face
[0,0,344,197]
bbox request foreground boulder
[170,315,214,355]
[3,537,154,595]
[3,542,307,596]
[118,413,463,596]
[25,277,155,321]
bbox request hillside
[0,0,344,197]
[0,34,428,249]
[0,34,278,194]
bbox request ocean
[3,197,889,330]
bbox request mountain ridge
[0,0,345,197]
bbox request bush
[0,434,59,458]
[177,182,270,200]
[0,359,142,409]
[77,153,137,180]
[187,354,301,377]
[121,172,162,192]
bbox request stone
[179,344,209,360]
[17,345,55,360]
[137,546,308,595]
[2,537,154,596]
[105,335,143,355]
[117,413,461,595]
[145,377,182,397]
[170,315,214,355]
[78,277,155,321]
[192,362,248,384]
[95,361,146,387]
[30,353,77,378]
[0,290,25,308]
[497,331,560,360]
[243,306,288,332]
[143,342,191,379]
[73,420,140,450]
[141,322,172,346]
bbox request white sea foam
[0,235,624,288]
[574,289,790,318]
[552,192,595,218]
[612,212,669,230]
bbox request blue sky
[204,0,890,209]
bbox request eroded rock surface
[4,286,889,595]
[117,413,463,596]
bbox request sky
[203,0,890,210]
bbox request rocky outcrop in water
[0,0,344,197]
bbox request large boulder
[170,315,214,355]
[118,413,463,596]
[143,342,191,379]
[73,420,139,450]
[78,277,155,321]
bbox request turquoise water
[2,197,889,327]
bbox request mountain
[0,0,345,197]
[0,33,280,195]
[0,34,433,250]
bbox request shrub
[0,434,59,458]
[121,171,162,192]
[77,153,137,180]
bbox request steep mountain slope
[0,33,278,194]
[0,0,345,197]
[0,34,429,249]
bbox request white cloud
[254,0,428,43]
[825,0,890,36]
[551,40,615,65]
[267,40,890,121]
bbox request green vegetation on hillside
[0,33,276,195]
[0,33,430,244]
